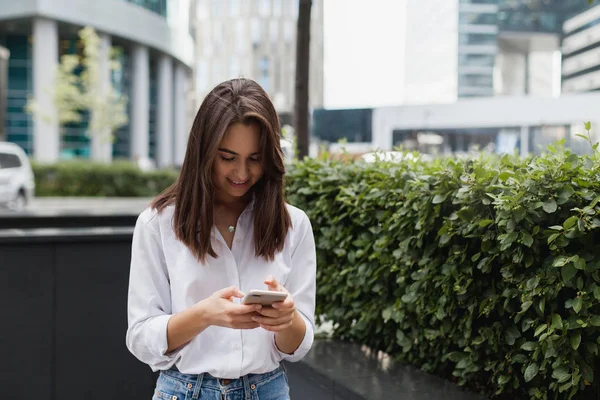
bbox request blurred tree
[27,27,128,162]
[294,0,312,159]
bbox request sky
[323,0,406,109]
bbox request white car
[0,142,35,211]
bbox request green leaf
[538,297,545,314]
[382,308,392,321]
[522,233,534,247]
[543,198,558,213]
[552,314,563,330]
[524,363,539,382]
[576,133,589,140]
[521,300,533,312]
[548,233,560,244]
[575,258,586,270]
[571,332,581,350]
[526,277,540,290]
[497,374,510,385]
[585,121,592,131]
[522,341,537,351]
[563,216,578,230]
[562,263,578,282]
[573,297,583,313]
[553,366,571,383]
[553,256,568,267]
[590,316,600,326]
[432,194,446,204]
[534,324,547,337]
[479,219,493,227]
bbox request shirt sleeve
[125,209,180,371]
[275,211,317,362]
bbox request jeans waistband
[162,365,285,392]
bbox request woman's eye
[221,156,235,162]
[249,158,260,163]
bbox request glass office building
[0,0,194,166]
[457,0,589,98]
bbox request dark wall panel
[0,244,54,400]
[54,240,154,400]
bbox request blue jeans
[153,365,290,400]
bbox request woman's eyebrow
[218,148,259,156]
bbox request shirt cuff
[274,312,314,362]
[146,314,178,359]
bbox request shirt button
[172,396,177,400]
[187,383,192,389]
[251,384,256,390]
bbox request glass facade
[1,35,33,154]
[456,0,589,99]
[149,59,158,161]
[457,2,497,97]
[497,0,589,34]
[112,47,131,159]
[122,0,168,18]
[459,12,497,25]
[459,33,497,46]
[458,54,495,67]
[59,36,91,159]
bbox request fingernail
[255,305,262,310]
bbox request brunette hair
[152,78,291,262]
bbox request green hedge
[32,160,179,197]
[285,145,600,400]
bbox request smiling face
[212,121,264,203]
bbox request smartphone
[242,289,288,306]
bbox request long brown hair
[152,78,292,262]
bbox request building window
[229,57,240,79]
[273,0,282,17]
[234,21,245,54]
[290,0,299,18]
[257,56,270,92]
[211,0,222,17]
[229,0,240,17]
[259,0,271,17]
[284,20,294,44]
[200,24,212,57]
[458,74,493,87]
[270,20,279,47]
[196,60,208,93]
[458,53,495,67]
[251,18,262,50]
[459,12,497,25]
[213,22,224,49]
[197,0,209,19]
[459,32,496,46]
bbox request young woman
[126,78,316,400]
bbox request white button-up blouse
[125,202,317,379]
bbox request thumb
[215,286,244,299]
[264,275,280,291]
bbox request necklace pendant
[227,225,235,233]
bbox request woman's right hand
[198,286,262,329]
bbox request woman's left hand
[251,275,296,332]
